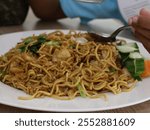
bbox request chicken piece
[22,53,33,61]
[52,47,71,61]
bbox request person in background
[29,0,65,21]
[30,0,150,53]
[29,0,124,23]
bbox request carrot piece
[141,60,150,78]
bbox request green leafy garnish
[77,84,86,98]
[19,35,61,54]
[19,35,48,54]
[37,35,47,43]
[24,37,33,45]
[125,59,144,80]
[19,46,26,52]
[46,40,60,46]
[119,52,129,65]
[28,44,41,54]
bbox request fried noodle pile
[0,31,136,100]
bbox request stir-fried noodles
[0,31,136,100]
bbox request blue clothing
[59,0,125,24]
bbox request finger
[128,16,138,32]
[128,16,138,25]
[140,8,150,17]
[129,8,150,29]
[137,15,150,29]
[134,31,150,53]
[133,25,150,40]
[136,8,150,29]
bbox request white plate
[0,30,150,112]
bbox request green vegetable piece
[77,84,86,98]
[129,52,143,59]
[116,45,138,53]
[28,44,41,54]
[46,40,60,46]
[19,46,26,52]
[125,58,144,80]
[28,35,47,54]
[118,42,144,80]
[19,35,47,54]
[119,52,129,65]
[37,35,47,43]
[24,37,33,45]
[129,42,139,49]
[19,37,33,52]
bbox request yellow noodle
[0,31,137,100]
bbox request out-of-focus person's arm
[128,8,150,53]
[60,0,125,24]
[30,0,125,24]
[29,0,65,20]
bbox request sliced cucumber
[116,45,138,53]
[129,52,143,59]
[120,42,139,48]
[129,42,139,49]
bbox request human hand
[128,8,150,53]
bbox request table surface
[0,10,150,113]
